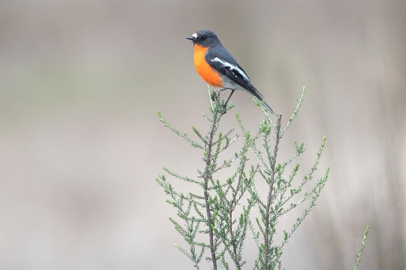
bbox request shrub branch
[154,86,368,270]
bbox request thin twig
[230,156,246,270]
[264,114,282,269]
[202,91,223,270]
[353,225,370,270]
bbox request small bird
[187,29,274,113]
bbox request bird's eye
[200,36,207,40]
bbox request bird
[186,29,274,114]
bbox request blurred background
[0,1,405,269]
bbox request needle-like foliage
[157,87,366,269]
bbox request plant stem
[264,114,282,270]
[229,207,238,266]
[203,99,222,270]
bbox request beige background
[0,1,405,269]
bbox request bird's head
[187,30,220,47]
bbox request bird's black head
[186,30,220,47]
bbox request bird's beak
[186,36,195,41]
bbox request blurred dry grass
[0,1,405,269]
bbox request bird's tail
[243,85,275,114]
[254,96,274,114]
[247,86,274,114]
[261,99,274,114]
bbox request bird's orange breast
[193,45,223,87]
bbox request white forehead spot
[192,33,198,38]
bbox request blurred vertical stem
[202,92,222,270]
[264,114,282,269]
[353,225,370,270]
